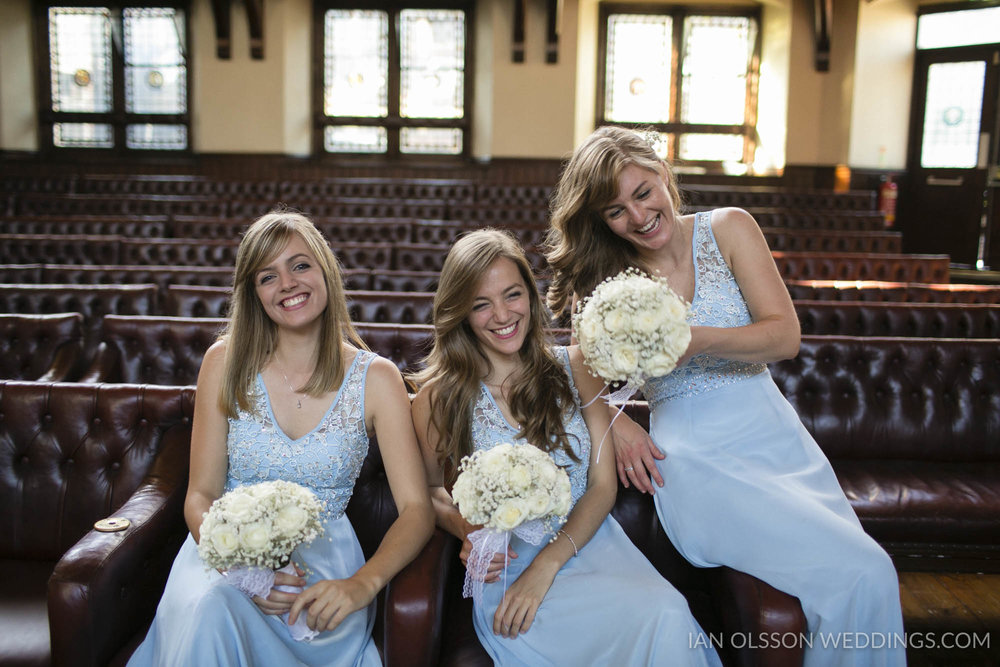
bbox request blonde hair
[544,125,683,315]
[219,209,367,417]
[412,229,577,480]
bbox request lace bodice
[470,346,590,513]
[643,211,767,408]
[226,350,374,519]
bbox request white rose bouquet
[451,443,572,604]
[573,267,691,389]
[198,480,325,640]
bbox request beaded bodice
[226,350,374,520]
[470,346,590,512]
[643,211,767,408]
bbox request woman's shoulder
[707,207,758,236]
[200,338,229,371]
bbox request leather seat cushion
[0,558,57,667]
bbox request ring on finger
[624,465,634,471]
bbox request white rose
[222,491,259,524]
[553,478,572,516]
[492,499,527,531]
[634,309,661,334]
[576,312,604,345]
[535,460,557,485]
[610,344,638,377]
[644,351,678,378]
[239,520,273,554]
[480,447,508,476]
[603,308,629,334]
[507,464,532,491]
[210,524,240,558]
[274,503,309,537]
[527,491,552,518]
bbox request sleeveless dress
[129,350,382,667]
[642,212,906,667]
[469,346,723,667]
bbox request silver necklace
[280,369,303,409]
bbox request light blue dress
[129,350,381,667]
[469,346,722,667]
[643,211,906,667]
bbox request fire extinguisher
[878,175,897,228]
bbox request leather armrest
[382,528,456,667]
[47,426,190,667]
[76,342,118,384]
[709,567,807,667]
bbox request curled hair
[411,229,578,480]
[218,209,367,417]
[544,125,683,315]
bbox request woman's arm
[411,385,515,582]
[290,356,434,632]
[183,341,230,542]
[684,207,800,364]
[492,346,618,639]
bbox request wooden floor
[900,572,1000,666]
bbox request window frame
[33,0,193,155]
[311,0,474,160]
[596,3,762,168]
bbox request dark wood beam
[246,0,264,60]
[512,0,525,63]
[210,0,231,59]
[545,0,558,64]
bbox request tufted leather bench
[749,209,886,231]
[0,215,169,238]
[277,177,475,203]
[794,300,1000,338]
[0,284,159,380]
[785,280,1000,303]
[771,335,1000,570]
[0,380,450,667]
[772,252,950,283]
[10,193,228,218]
[0,381,195,667]
[0,313,84,381]
[762,229,901,254]
[683,185,876,211]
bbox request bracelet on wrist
[558,529,578,557]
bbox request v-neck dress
[129,350,381,666]
[642,212,905,667]
[467,346,722,667]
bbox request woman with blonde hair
[130,210,434,666]
[545,126,905,666]
[411,228,720,666]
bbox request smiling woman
[127,210,434,667]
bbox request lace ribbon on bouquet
[582,380,640,464]
[463,518,552,606]
[224,562,318,641]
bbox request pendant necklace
[280,369,303,409]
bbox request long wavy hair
[218,209,367,417]
[544,126,683,315]
[412,229,578,481]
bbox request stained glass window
[318,3,469,157]
[600,6,760,167]
[605,15,672,123]
[917,7,1000,50]
[43,4,189,151]
[399,10,465,119]
[324,10,388,118]
[920,61,985,169]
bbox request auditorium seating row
[2,379,806,667]
[0,215,899,251]
[0,234,948,282]
[1,173,877,211]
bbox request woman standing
[545,126,905,667]
[411,229,721,666]
[130,211,434,666]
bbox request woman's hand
[492,562,558,639]
[460,534,517,583]
[251,565,306,616]
[612,414,665,494]
[288,576,379,633]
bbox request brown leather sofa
[771,251,950,283]
[0,313,83,381]
[1,380,450,667]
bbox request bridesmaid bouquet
[573,267,691,390]
[198,480,325,640]
[452,443,572,603]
